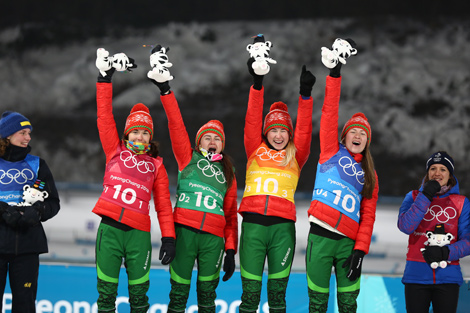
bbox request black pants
[0,253,39,313]
[405,283,460,313]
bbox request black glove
[2,206,22,227]
[247,58,264,90]
[422,245,450,265]
[159,237,176,265]
[18,205,42,227]
[422,180,441,201]
[222,249,236,282]
[342,250,365,281]
[299,65,316,97]
[149,79,171,95]
[97,67,116,83]
[329,63,342,78]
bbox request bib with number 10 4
[175,152,227,216]
[311,145,364,223]
[243,144,300,204]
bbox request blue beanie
[426,151,454,175]
[0,111,32,139]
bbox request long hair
[360,143,376,199]
[195,146,235,188]
[422,150,456,189]
[279,140,297,167]
[0,137,9,157]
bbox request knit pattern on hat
[340,112,371,144]
[195,120,225,150]
[124,103,154,139]
[263,102,293,137]
[0,111,32,138]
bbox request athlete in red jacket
[306,39,379,313]
[238,35,316,313]
[93,49,175,313]
[149,45,238,313]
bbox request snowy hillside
[1,17,469,196]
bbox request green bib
[176,151,228,216]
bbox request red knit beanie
[263,102,293,137]
[340,112,371,144]
[195,120,225,150]
[124,103,154,139]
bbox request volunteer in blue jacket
[398,151,470,313]
[0,111,60,313]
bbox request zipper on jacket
[119,208,125,222]
[264,195,269,215]
[200,212,207,231]
[334,213,343,229]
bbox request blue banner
[2,264,470,312]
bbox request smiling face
[427,164,450,187]
[7,128,31,148]
[266,127,290,150]
[344,127,367,154]
[199,133,223,154]
[127,129,151,144]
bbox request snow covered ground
[41,188,470,278]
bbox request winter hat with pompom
[195,120,225,150]
[124,103,154,139]
[340,112,371,144]
[263,102,293,137]
[0,111,32,139]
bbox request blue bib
[311,145,363,222]
[0,154,40,204]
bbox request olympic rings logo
[256,146,285,162]
[0,168,35,185]
[338,156,364,185]
[423,205,457,223]
[120,150,155,174]
[197,159,226,184]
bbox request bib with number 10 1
[243,143,300,204]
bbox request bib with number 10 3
[243,143,300,204]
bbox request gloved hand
[329,63,342,78]
[422,245,450,264]
[149,78,171,95]
[299,65,316,97]
[247,58,264,90]
[96,48,116,83]
[159,237,176,265]
[342,250,365,281]
[421,180,441,201]
[222,249,235,282]
[2,206,22,227]
[18,205,42,227]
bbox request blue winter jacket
[397,178,470,286]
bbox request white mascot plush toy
[246,34,277,75]
[421,224,453,269]
[96,48,136,77]
[321,38,357,69]
[17,180,49,207]
[147,45,174,83]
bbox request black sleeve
[38,158,60,222]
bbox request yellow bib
[243,144,300,203]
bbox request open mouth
[208,148,216,153]
[352,141,361,146]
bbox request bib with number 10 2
[312,145,363,223]
[243,144,300,204]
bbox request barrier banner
[2,264,469,312]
